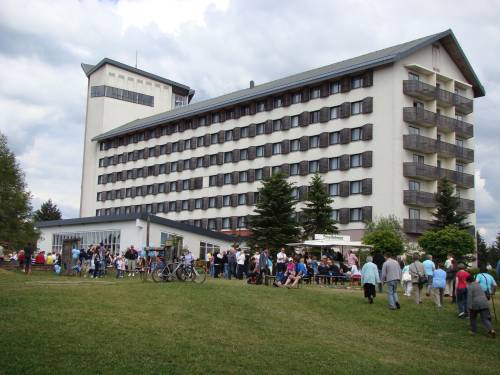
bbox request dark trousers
[457,288,468,314]
[364,283,376,299]
[470,308,493,333]
[214,264,221,278]
[93,263,100,278]
[276,263,286,274]
[228,262,236,279]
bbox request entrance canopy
[286,234,372,252]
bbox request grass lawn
[0,269,499,375]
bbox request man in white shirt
[236,251,246,280]
[276,248,287,274]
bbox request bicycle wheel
[191,265,207,284]
[151,268,165,283]
[175,266,187,282]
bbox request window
[182,139,190,150]
[350,208,363,222]
[456,138,464,148]
[331,210,339,221]
[208,219,216,230]
[137,169,144,178]
[223,195,231,206]
[350,181,362,194]
[181,200,188,210]
[222,218,231,229]
[256,146,264,157]
[414,101,424,109]
[240,149,248,160]
[413,154,424,165]
[291,139,300,152]
[291,115,300,128]
[181,180,189,190]
[255,168,263,180]
[409,180,420,191]
[309,160,319,173]
[330,81,341,94]
[408,72,420,81]
[237,216,247,228]
[456,163,464,173]
[224,152,233,163]
[138,149,144,159]
[239,171,248,182]
[199,117,206,126]
[224,173,232,184]
[272,142,282,155]
[309,111,320,123]
[292,92,302,104]
[172,142,178,153]
[170,182,177,192]
[437,159,442,168]
[291,188,299,199]
[238,194,246,205]
[226,109,235,119]
[351,76,364,89]
[147,185,154,194]
[256,123,265,135]
[456,114,464,121]
[329,183,339,196]
[351,101,362,115]
[91,85,154,107]
[126,188,132,197]
[196,157,203,168]
[329,132,340,145]
[272,166,281,175]
[225,130,233,141]
[240,126,249,137]
[330,106,339,119]
[351,127,363,141]
[174,94,186,108]
[409,126,421,135]
[183,160,190,169]
[409,208,420,220]
[350,154,362,167]
[210,155,217,165]
[329,157,340,170]
[212,113,220,123]
[273,119,281,131]
[194,220,202,228]
[274,97,283,108]
[257,101,265,112]
[209,175,217,186]
[211,133,218,144]
[168,202,176,211]
[309,135,319,148]
[310,87,321,99]
[290,163,300,176]
[242,105,250,115]
[208,197,216,208]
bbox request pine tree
[476,232,488,269]
[301,173,338,239]
[0,132,38,249]
[33,199,62,222]
[431,179,468,229]
[248,172,300,250]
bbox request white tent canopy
[286,234,372,250]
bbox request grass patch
[0,270,499,374]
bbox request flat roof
[36,213,236,243]
[93,29,485,142]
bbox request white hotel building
[37,29,484,255]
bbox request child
[466,274,495,338]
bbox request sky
[0,0,499,243]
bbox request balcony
[455,147,474,163]
[404,219,432,234]
[403,190,436,208]
[403,134,436,154]
[438,168,474,189]
[403,80,436,101]
[436,88,455,107]
[403,162,438,181]
[454,120,474,139]
[436,141,457,158]
[454,94,473,115]
[403,107,436,128]
[458,198,475,213]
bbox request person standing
[236,250,246,279]
[422,255,435,297]
[401,263,413,297]
[276,248,287,274]
[227,248,237,280]
[409,254,425,304]
[92,248,101,279]
[259,249,270,283]
[444,254,455,296]
[361,256,380,304]
[475,266,497,300]
[455,264,470,318]
[125,245,138,277]
[24,245,34,275]
[466,274,496,338]
[372,252,385,293]
[347,250,358,270]
[381,254,402,310]
[432,263,447,308]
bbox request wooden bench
[0,262,54,272]
[264,275,277,286]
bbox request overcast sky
[0,0,499,243]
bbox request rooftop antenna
[135,50,138,68]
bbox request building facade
[82,30,484,241]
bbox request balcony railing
[436,141,457,158]
[403,162,438,181]
[458,198,475,213]
[438,168,474,189]
[454,94,473,115]
[404,108,474,139]
[403,134,436,154]
[436,88,454,107]
[403,107,436,128]
[455,147,474,163]
[403,190,436,208]
[403,80,436,101]
[403,219,432,234]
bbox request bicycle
[184,261,207,284]
[151,258,190,283]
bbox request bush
[363,229,404,257]
[418,225,474,263]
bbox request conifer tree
[0,132,38,249]
[33,199,62,222]
[248,172,300,250]
[432,179,468,229]
[301,173,338,239]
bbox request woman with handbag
[409,253,426,304]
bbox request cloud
[0,0,499,242]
